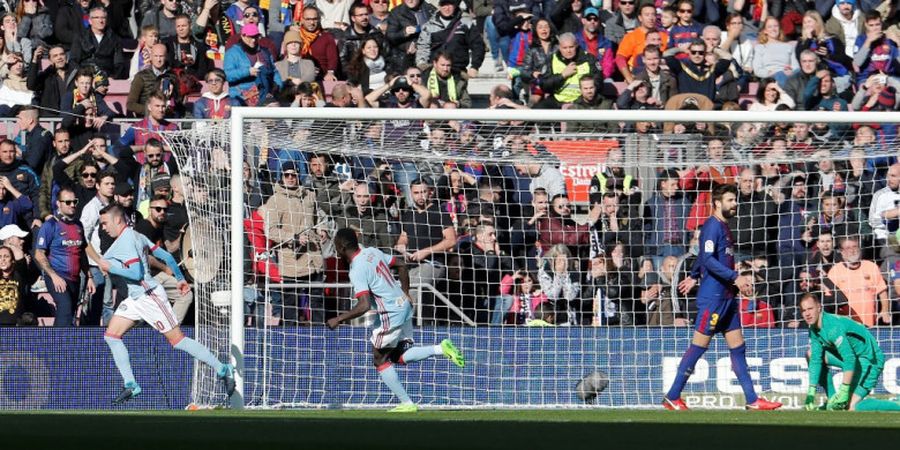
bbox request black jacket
[0,159,40,223]
[26,61,76,115]
[53,1,85,50]
[385,2,436,70]
[70,28,128,79]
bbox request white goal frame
[227,108,900,409]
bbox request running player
[96,205,235,404]
[665,184,782,411]
[327,228,465,413]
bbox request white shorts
[114,285,179,333]
[370,301,413,350]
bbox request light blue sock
[174,337,224,373]
[104,335,136,386]
[378,363,411,404]
[399,345,442,364]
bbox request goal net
[166,108,900,409]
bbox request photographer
[365,71,432,108]
[256,162,326,325]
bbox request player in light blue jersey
[326,228,465,413]
[96,205,235,405]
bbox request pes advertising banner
[2,328,900,409]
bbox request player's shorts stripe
[148,289,177,328]
[123,257,140,267]
[698,309,710,334]
[355,290,371,299]
[372,296,389,348]
[150,244,160,253]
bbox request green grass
[5,409,900,450]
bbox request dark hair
[145,138,163,150]
[345,37,382,83]
[530,18,558,48]
[711,183,737,205]
[53,127,70,137]
[207,68,226,81]
[334,227,360,251]
[98,168,117,183]
[639,3,656,15]
[75,67,95,81]
[756,78,778,103]
[864,10,882,23]
[643,44,661,57]
[433,50,452,63]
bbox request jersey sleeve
[34,221,53,251]
[807,332,825,388]
[349,263,371,299]
[698,223,738,282]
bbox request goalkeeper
[800,293,885,411]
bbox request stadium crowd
[0,0,898,330]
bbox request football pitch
[5,409,900,450]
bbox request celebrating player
[96,205,235,404]
[800,293,885,411]
[327,228,465,413]
[665,184,782,411]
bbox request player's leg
[142,285,235,395]
[392,315,465,368]
[371,311,417,411]
[724,326,782,410]
[104,310,140,404]
[848,360,882,411]
[373,346,416,412]
[664,303,716,409]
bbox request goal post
[166,107,900,409]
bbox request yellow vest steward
[551,54,591,103]
[595,173,634,194]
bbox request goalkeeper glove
[804,386,818,411]
[826,383,851,410]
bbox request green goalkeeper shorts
[825,352,884,398]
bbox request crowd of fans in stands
[0,0,898,330]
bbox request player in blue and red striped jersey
[34,186,95,327]
[327,228,465,413]
[95,205,235,404]
[664,184,782,411]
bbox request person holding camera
[257,162,326,325]
[364,71,432,108]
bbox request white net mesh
[167,110,900,409]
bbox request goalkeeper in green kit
[799,293,885,411]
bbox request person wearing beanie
[256,160,326,325]
[274,30,317,86]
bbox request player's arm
[390,255,411,298]
[805,335,825,409]
[150,244,185,281]
[826,331,858,410]
[326,293,371,329]
[698,230,738,283]
[106,258,143,282]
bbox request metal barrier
[252,282,477,327]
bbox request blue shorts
[695,297,741,335]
